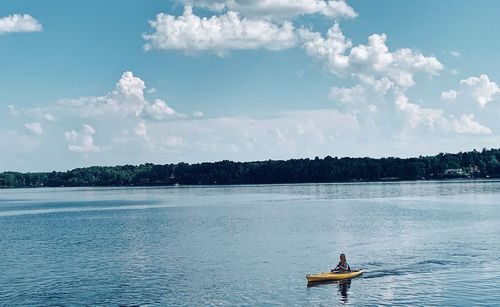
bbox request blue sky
[1,0,500,172]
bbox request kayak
[306,270,363,283]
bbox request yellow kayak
[306,270,363,283]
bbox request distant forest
[2,148,500,188]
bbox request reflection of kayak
[306,270,363,282]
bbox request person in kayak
[332,253,351,272]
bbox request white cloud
[193,110,204,117]
[329,84,366,106]
[0,14,42,34]
[0,130,39,160]
[395,94,491,135]
[116,71,145,101]
[459,74,499,107]
[300,24,443,89]
[300,23,352,72]
[449,50,461,58]
[134,121,149,140]
[54,71,178,120]
[25,122,43,135]
[8,104,58,122]
[143,5,296,55]
[300,23,490,138]
[452,114,492,135]
[440,74,500,108]
[65,124,100,153]
[8,71,184,160]
[43,113,57,121]
[395,93,446,132]
[4,67,496,172]
[440,90,457,101]
[187,0,357,20]
[329,78,392,115]
[143,99,177,120]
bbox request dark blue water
[1,181,499,306]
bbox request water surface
[1,180,499,305]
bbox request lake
[1,180,499,306]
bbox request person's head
[340,253,346,262]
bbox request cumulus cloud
[394,94,491,135]
[300,23,490,137]
[186,0,357,20]
[440,90,457,101]
[25,122,43,135]
[8,71,181,158]
[143,5,296,55]
[0,14,42,34]
[300,24,352,72]
[329,84,367,109]
[440,74,500,107]
[4,66,495,172]
[452,114,492,135]
[65,124,100,153]
[8,104,58,122]
[459,74,499,107]
[143,99,176,120]
[328,82,492,137]
[300,24,443,88]
[55,71,178,120]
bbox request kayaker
[332,253,351,272]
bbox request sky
[2,0,500,172]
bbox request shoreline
[1,177,499,190]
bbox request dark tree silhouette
[1,148,499,188]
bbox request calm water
[1,181,499,306]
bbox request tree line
[2,148,500,188]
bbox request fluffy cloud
[4,68,495,172]
[300,24,443,88]
[459,74,499,107]
[452,114,492,135]
[440,90,457,101]
[9,71,182,156]
[65,124,100,153]
[395,94,491,135]
[25,122,43,135]
[440,74,499,107]
[328,83,492,136]
[143,99,177,120]
[186,0,357,20]
[0,14,42,34]
[55,71,178,120]
[8,104,57,122]
[143,5,296,55]
[300,24,352,72]
[300,23,492,137]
